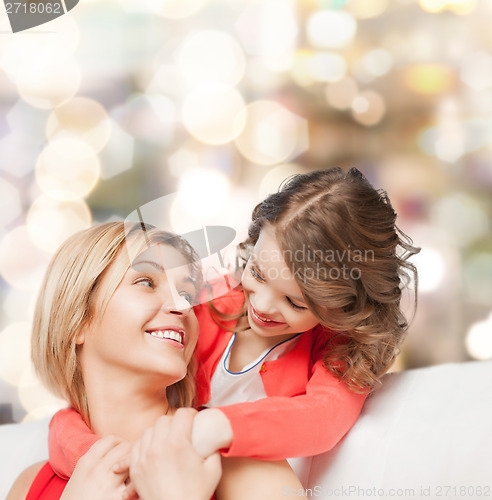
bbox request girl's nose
[253,288,276,315]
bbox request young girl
[48,167,419,484]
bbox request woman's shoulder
[6,461,46,500]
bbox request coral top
[26,462,67,500]
[49,286,367,477]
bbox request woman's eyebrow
[131,258,165,273]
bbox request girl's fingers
[80,435,123,465]
[169,408,197,442]
[112,455,130,474]
[121,481,138,500]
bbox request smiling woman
[7,222,301,500]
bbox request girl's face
[78,243,199,385]
[242,225,320,339]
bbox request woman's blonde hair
[238,168,419,392]
[31,222,200,425]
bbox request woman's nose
[161,294,192,316]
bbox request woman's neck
[82,364,172,441]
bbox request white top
[205,332,301,408]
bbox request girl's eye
[250,265,265,282]
[286,297,307,311]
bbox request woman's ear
[75,330,85,345]
[75,322,91,345]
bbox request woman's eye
[135,277,154,288]
[286,297,307,311]
[180,292,195,304]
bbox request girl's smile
[249,303,287,328]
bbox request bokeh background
[0,0,491,424]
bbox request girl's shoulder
[310,325,349,354]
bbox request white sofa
[1,361,491,499]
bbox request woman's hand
[129,408,222,500]
[60,435,136,500]
[191,408,233,458]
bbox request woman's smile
[145,327,186,349]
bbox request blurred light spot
[0,14,79,82]
[235,100,308,165]
[17,58,81,110]
[2,289,37,324]
[146,64,183,101]
[114,0,204,17]
[27,195,92,254]
[178,31,246,87]
[291,50,316,87]
[460,51,492,91]
[418,98,469,162]
[0,226,49,290]
[182,85,246,145]
[418,0,447,12]
[0,178,22,234]
[36,138,100,201]
[357,49,393,80]
[168,148,200,178]
[463,253,492,306]
[98,120,135,180]
[325,77,358,110]
[235,0,298,59]
[259,164,304,200]
[403,64,454,94]
[351,91,386,126]
[46,97,111,154]
[465,312,492,360]
[19,365,67,417]
[430,194,489,248]
[412,247,446,293]
[0,322,31,385]
[307,52,347,83]
[157,0,205,18]
[307,10,357,49]
[419,0,476,14]
[348,0,389,18]
[173,168,231,224]
[1,100,50,178]
[112,93,175,145]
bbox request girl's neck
[82,364,171,441]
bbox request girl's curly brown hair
[235,167,419,392]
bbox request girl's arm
[193,357,368,460]
[128,409,302,500]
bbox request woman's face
[78,243,199,385]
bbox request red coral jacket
[48,287,367,477]
[193,287,367,460]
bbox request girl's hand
[129,408,222,500]
[191,408,233,458]
[60,435,137,500]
